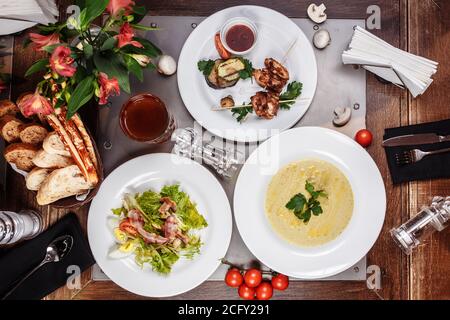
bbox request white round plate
[234,127,386,279]
[177,5,317,142]
[88,153,232,297]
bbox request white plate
[234,127,386,279]
[177,5,317,142]
[88,153,232,297]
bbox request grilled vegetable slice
[217,58,245,79]
[206,59,239,89]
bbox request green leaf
[286,193,307,213]
[100,37,117,51]
[42,43,60,54]
[311,205,323,216]
[80,0,109,29]
[124,54,143,82]
[130,5,148,23]
[124,37,162,57]
[111,207,123,216]
[197,59,215,76]
[94,52,130,93]
[130,24,160,31]
[305,180,315,194]
[238,58,253,80]
[83,43,93,59]
[232,106,253,123]
[66,75,95,119]
[280,81,303,109]
[24,58,49,78]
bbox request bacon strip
[128,209,168,245]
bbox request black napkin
[0,213,95,300]
[384,119,450,184]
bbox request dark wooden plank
[407,0,450,300]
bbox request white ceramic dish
[234,127,386,279]
[177,5,317,142]
[88,153,232,297]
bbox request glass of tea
[120,93,176,144]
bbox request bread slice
[0,100,19,118]
[4,143,38,171]
[32,149,74,168]
[0,115,23,142]
[26,167,52,191]
[19,123,48,144]
[43,131,70,157]
[37,165,92,205]
[71,113,99,171]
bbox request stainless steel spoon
[2,235,73,300]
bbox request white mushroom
[307,3,327,24]
[157,55,177,76]
[313,29,331,49]
[333,107,352,127]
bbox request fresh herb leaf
[238,58,253,80]
[111,207,123,216]
[197,59,215,76]
[285,180,327,223]
[232,105,253,123]
[279,81,303,109]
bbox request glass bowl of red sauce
[120,93,175,144]
[220,17,258,55]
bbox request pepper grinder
[391,196,450,255]
[172,128,244,179]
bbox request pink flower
[107,0,135,17]
[29,32,60,51]
[116,22,143,48]
[17,90,53,117]
[50,46,77,77]
[97,72,120,105]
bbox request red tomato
[238,284,255,300]
[119,219,138,237]
[244,269,263,288]
[255,282,273,300]
[225,268,243,288]
[355,129,373,148]
[271,274,289,291]
[215,33,231,59]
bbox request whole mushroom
[307,3,327,24]
[332,107,352,127]
[313,29,331,49]
[157,55,177,76]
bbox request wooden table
[2,0,449,300]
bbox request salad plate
[234,127,386,279]
[177,5,317,142]
[88,153,232,297]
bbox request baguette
[26,167,52,191]
[32,149,74,168]
[54,108,98,186]
[0,100,19,118]
[4,143,38,171]
[46,114,91,184]
[43,131,71,157]
[0,115,23,142]
[36,165,92,205]
[71,113,99,171]
[19,123,48,145]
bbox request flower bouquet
[22,0,161,119]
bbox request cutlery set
[382,133,450,166]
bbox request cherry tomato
[244,269,263,288]
[225,268,243,288]
[119,219,138,237]
[255,282,273,300]
[238,284,256,300]
[271,274,289,291]
[214,33,231,59]
[355,129,373,148]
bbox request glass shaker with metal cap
[0,210,42,246]
[391,196,450,255]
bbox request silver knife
[382,133,450,147]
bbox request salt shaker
[0,210,42,246]
[391,196,450,255]
[172,128,243,179]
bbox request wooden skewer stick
[211,98,311,111]
[282,38,299,64]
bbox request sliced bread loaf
[37,165,91,205]
[0,115,23,142]
[26,167,52,191]
[32,149,74,168]
[4,143,38,171]
[19,123,48,144]
[42,131,70,157]
[0,100,19,118]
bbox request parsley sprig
[285,181,327,223]
[238,58,254,80]
[279,81,303,109]
[197,59,215,76]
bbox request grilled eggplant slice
[217,58,245,79]
[205,59,239,89]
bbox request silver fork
[395,147,450,166]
